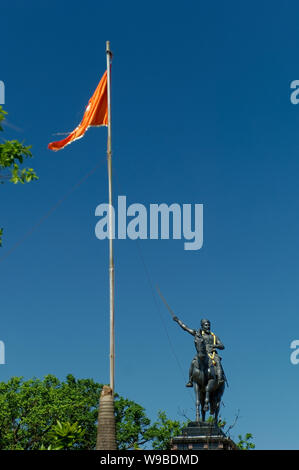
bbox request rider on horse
[173,316,225,387]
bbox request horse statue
[172,315,226,423]
[192,333,225,423]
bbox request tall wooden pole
[106,40,115,395]
[96,41,116,450]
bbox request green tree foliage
[0,375,182,450]
[0,106,38,246]
[143,411,182,450]
[41,421,86,450]
[0,374,254,450]
[0,375,100,450]
[236,433,255,450]
[114,398,182,450]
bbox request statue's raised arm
[173,315,196,336]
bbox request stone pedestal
[171,421,237,450]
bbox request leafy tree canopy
[0,374,182,450]
[0,374,255,450]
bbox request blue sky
[1,0,299,450]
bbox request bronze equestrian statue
[173,316,226,423]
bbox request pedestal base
[171,421,237,450]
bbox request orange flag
[48,71,108,151]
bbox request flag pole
[96,43,116,450]
[106,40,115,395]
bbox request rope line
[112,166,195,405]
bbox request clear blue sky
[1,0,299,450]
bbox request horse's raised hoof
[185,381,193,387]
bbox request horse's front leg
[200,390,206,422]
[212,383,224,424]
[214,405,219,424]
[194,382,200,422]
[204,388,209,412]
[204,379,216,412]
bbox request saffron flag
[48,71,108,151]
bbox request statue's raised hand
[173,316,179,322]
